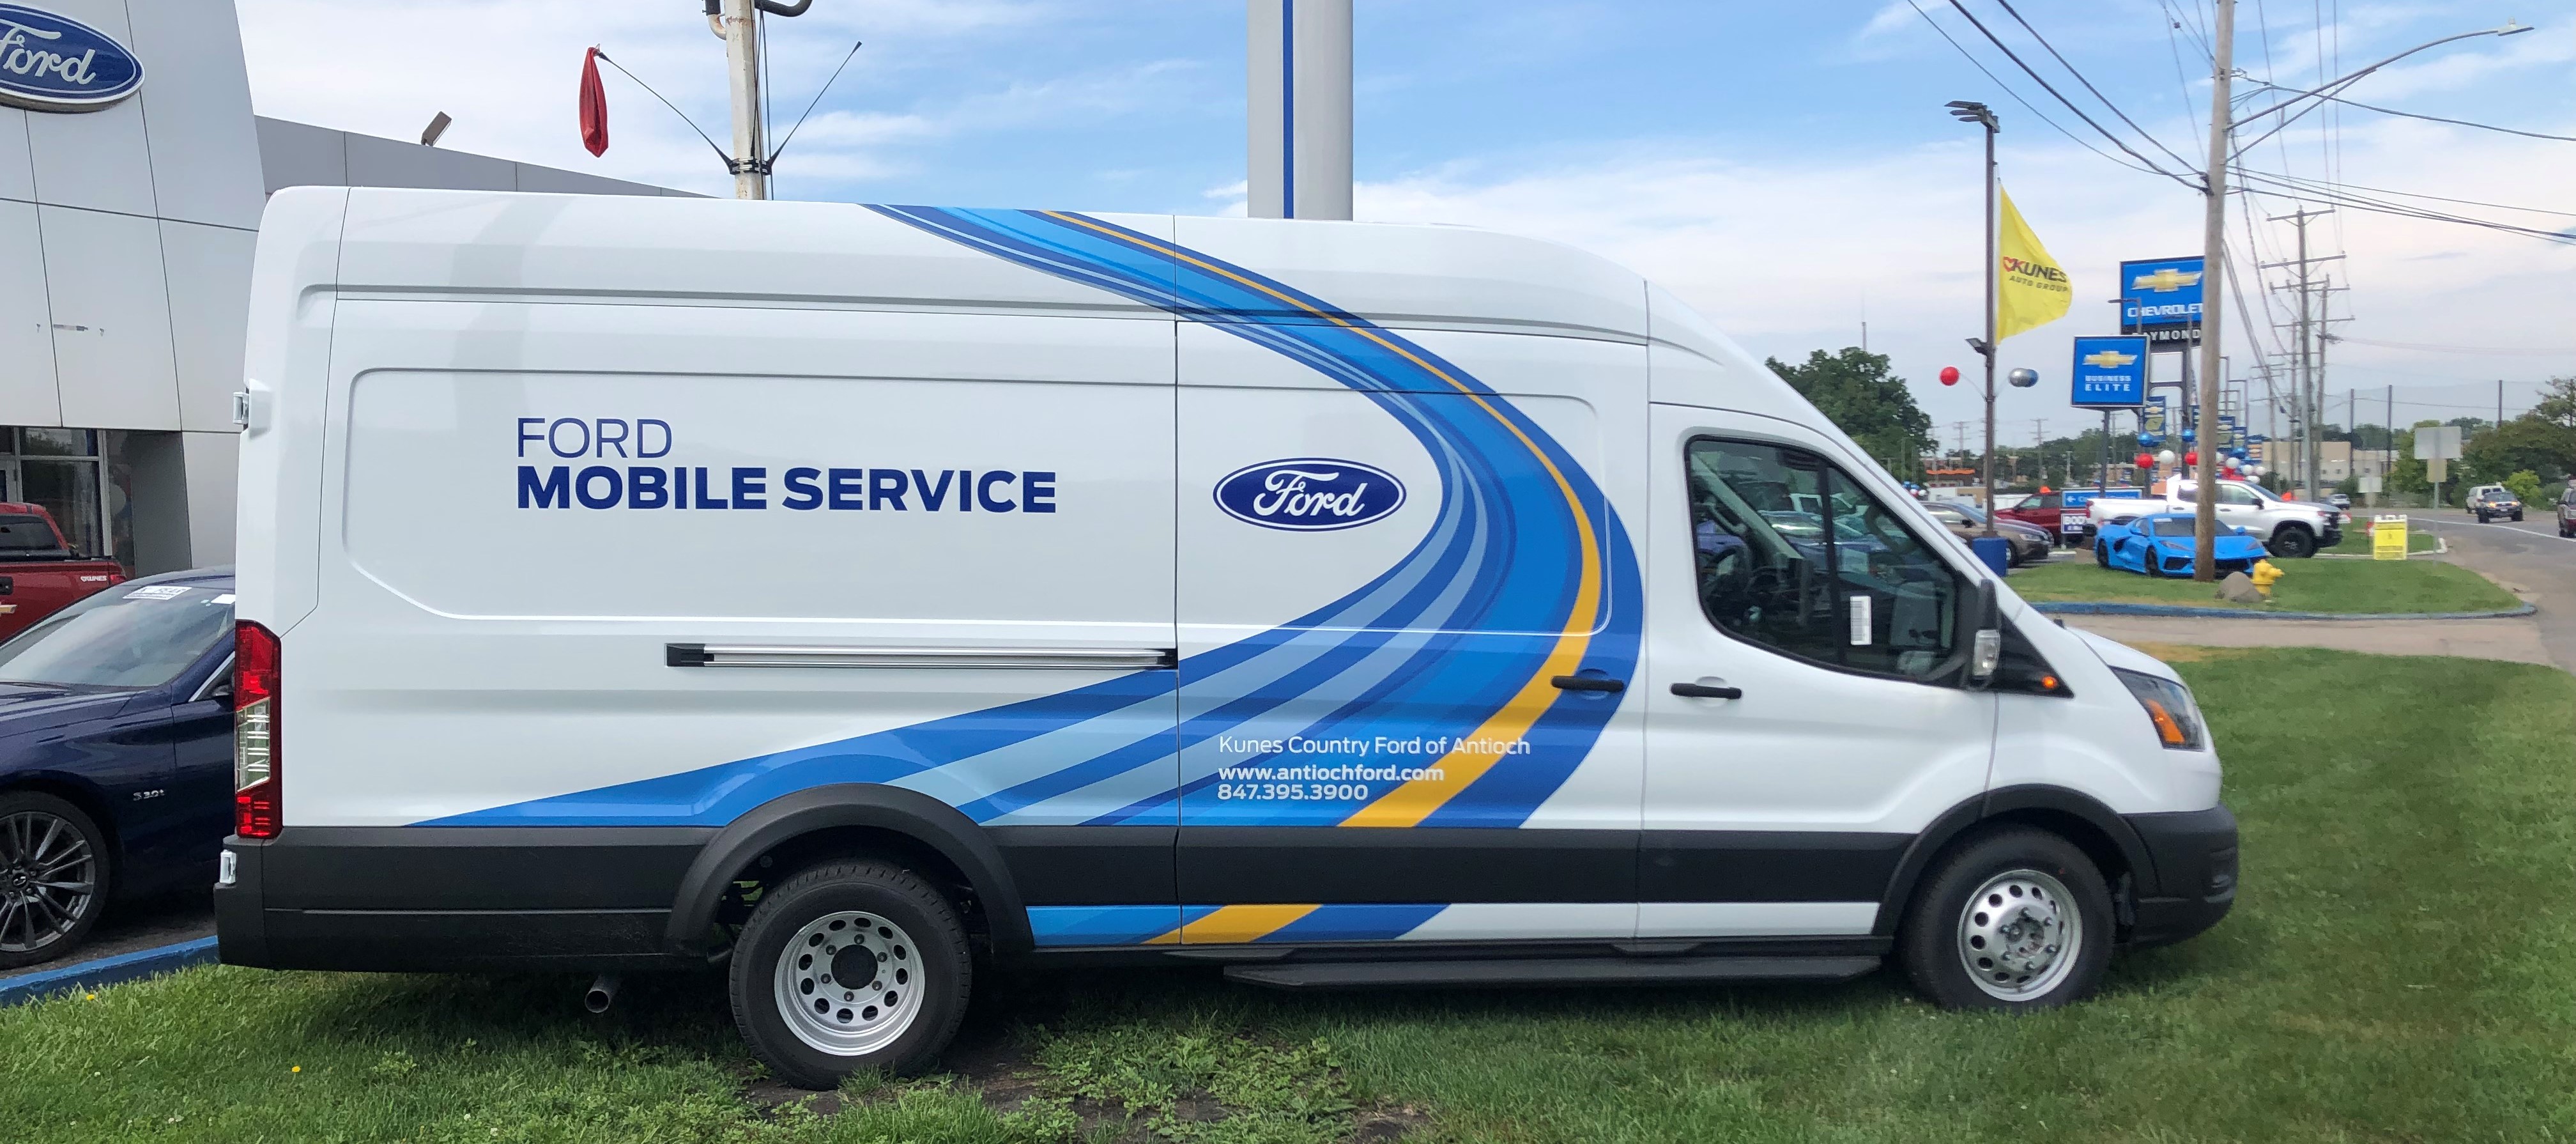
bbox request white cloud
[1351,115,2576,434]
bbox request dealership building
[4,1,687,575]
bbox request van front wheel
[728,860,972,1089]
[1897,828,2113,1011]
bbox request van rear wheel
[1898,827,2112,1011]
[728,860,972,1089]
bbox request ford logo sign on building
[1215,459,1406,532]
[0,4,145,113]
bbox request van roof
[312,187,1655,343]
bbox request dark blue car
[0,569,234,969]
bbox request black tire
[2269,525,2317,559]
[2093,541,2110,568]
[1898,827,2114,1012]
[728,860,972,1090]
[0,791,112,970]
[2511,513,2523,522]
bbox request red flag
[579,47,609,157]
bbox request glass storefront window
[21,459,103,559]
[17,428,96,457]
[0,428,121,568]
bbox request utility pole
[2189,0,2234,579]
[2264,208,2336,502]
[709,0,813,199]
[719,0,769,199]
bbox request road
[2412,513,2576,672]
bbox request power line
[2246,167,2576,219]
[1900,0,2173,178]
[2331,336,2576,357]
[2234,170,2576,244]
[1940,0,2206,189]
[2249,82,2576,143]
[1991,0,2201,170]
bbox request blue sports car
[2095,514,2269,577]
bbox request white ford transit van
[217,189,2235,1088]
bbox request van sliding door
[1169,321,1648,948]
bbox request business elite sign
[2070,336,2149,408]
[2119,256,2204,346]
[0,4,144,113]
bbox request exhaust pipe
[583,974,621,1014]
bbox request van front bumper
[2122,805,2238,947]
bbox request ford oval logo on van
[1214,458,1405,532]
[0,4,146,114]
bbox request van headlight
[2114,669,2205,750]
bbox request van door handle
[1549,675,1625,693]
[1670,682,1743,700]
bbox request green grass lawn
[2012,554,2519,613]
[2318,523,2439,555]
[6,650,2575,1142]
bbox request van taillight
[234,620,280,839]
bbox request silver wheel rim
[0,810,96,954]
[772,909,925,1057]
[1956,868,2082,1001]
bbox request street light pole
[1949,100,2000,537]
[2190,0,2232,581]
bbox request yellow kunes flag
[1995,187,2072,341]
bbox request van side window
[1686,438,1961,679]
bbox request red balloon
[2134,452,2154,468]
[1938,366,1961,386]
[2184,450,2199,467]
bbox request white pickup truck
[2076,479,2343,559]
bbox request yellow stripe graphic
[1145,904,1319,945]
[1037,212,1605,828]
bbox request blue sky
[239,0,2576,440]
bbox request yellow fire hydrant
[2250,559,2284,599]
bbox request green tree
[2531,375,2576,426]
[2463,415,2576,488]
[2503,470,2549,508]
[1766,348,1936,479]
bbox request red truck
[1995,489,2071,545]
[0,502,126,640]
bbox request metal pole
[722,0,768,199]
[2191,0,2233,579]
[1980,117,1998,535]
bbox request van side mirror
[1965,579,2002,689]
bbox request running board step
[1222,954,1882,991]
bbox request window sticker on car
[1848,594,1873,645]
[125,585,192,600]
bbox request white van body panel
[227,190,2225,965]
[234,185,347,637]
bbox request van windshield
[0,582,233,689]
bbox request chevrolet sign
[2119,256,2204,340]
[2070,336,2149,408]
